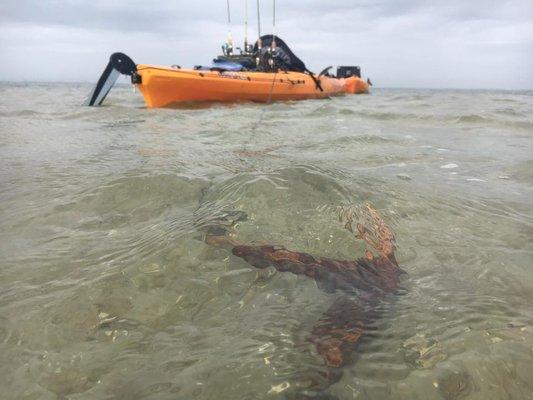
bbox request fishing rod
[244,0,249,52]
[256,0,262,49]
[226,0,233,49]
[272,0,276,48]
[226,0,232,29]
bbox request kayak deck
[136,65,369,108]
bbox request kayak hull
[136,65,369,108]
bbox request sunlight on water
[0,83,532,399]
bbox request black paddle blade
[85,52,137,106]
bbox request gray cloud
[0,0,532,89]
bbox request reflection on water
[0,83,532,399]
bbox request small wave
[506,160,533,185]
[0,109,42,117]
[493,98,520,104]
[441,163,459,169]
[304,103,337,117]
[329,134,395,145]
[508,120,533,130]
[455,114,488,123]
[361,111,417,121]
[494,108,527,117]
[55,174,209,228]
[338,108,356,115]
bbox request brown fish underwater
[204,204,405,399]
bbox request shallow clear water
[0,82,532,400]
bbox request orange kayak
[86,49,371,109]
[135,65,369,108]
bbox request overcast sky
[1,0,532,89]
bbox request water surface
[0,83,532,399]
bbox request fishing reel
[222,42,234,56]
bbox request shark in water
[204,204,405,399]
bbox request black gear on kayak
[253,35,307,72]
[253,35,323,91]
[256,46,292,72]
